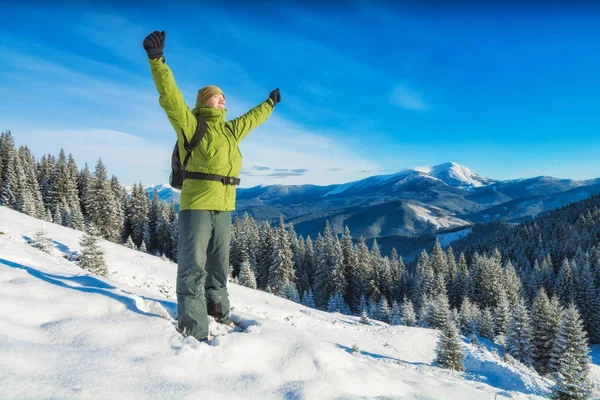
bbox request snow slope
[1,206,598,399]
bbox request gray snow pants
[176,210,232,340]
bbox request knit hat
[196,85,225,107]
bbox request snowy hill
[1,206,599,399]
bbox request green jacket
[149,57,274,211]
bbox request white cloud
[390,85,429,111]
[14,129,172,186]
[236,113,380,187]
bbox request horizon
[2,1,600,186]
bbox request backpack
[169,117,209,190]
[169,117,242,190]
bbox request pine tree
[268,216,295,294]
[549,304,592,400]
[532,289,562,374]
[458,297,480,336]
[434,316,465,371]
[340,226,356,307]
[505,299,535,367]
[129,183,149,248]
[377,296,391,323]
[494,289,511,337]
[87,159,121,242]
[77,163,93,219]
[402,298,417,327]
[256,221,274,290]
[296,235,313,296]
[237,258,257,289]
[450,252,470,309]
[0,131,15,200]
[555,258,576,307]
[78,224,108,278]
[281,282,300,302]
[350,236,372,310]
[478,308,495,340]
[389,300,403,325]
[301,288,316,308]
[125,235,135,249]
[423,292,451,330]
[32,228,53,253]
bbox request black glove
[268,88,281,107]
[143,30,165,60]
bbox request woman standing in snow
[143,30,280,342]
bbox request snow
[408,204,471,229]
[1,206,598,399]
[437,228,473,247]
[430,162,493,189]
[323,162,494,197]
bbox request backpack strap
[181,118,209,170]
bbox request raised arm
[144,31,197,141]
[226,88,281,143]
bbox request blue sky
[1,1,600,187]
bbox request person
[143,30,281,342]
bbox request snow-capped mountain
[140,162,600,253]
[416,162,495,190]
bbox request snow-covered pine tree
[573,260,600,344]
[87,159,121,242]
[0,131,15,201]
[505,298,535,367]
[327,291,350,314]
[340,226,356,307]
[330,234,347,298]
[368,238,383,300]
[434,316,465,371]
[503,260,522,308]
[1,144,23,209]
[32,228,53,253]
[377,296,390,323]
[548,304,592,400]
[414,250,434,309]
[312,233,330,308]
[129,183,149,249]
[281,282,300,302]
[108,175,124,241]
[423,292,451,330]
[295,235,313,296]
[350,236,372,311]
[554,258,576,307]
[301,288,315,308]
[458,297,480,336]
[450,252,469,309]
[389,247,406,302]
[256,221,274,290]
[478,308,495,340]
[389,300,402,325]
[147,188,161,254]
[78,224,108,278]
[532,288,562,375]
[77,163,93,219]
[125,235,135,249]
[268,216,295,295]
[402,298,417,327]
[19,147,45,218]
[430,239,448,277]
[471,252,504,310]
[494,289,511,337]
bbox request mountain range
[139,162,600,253]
